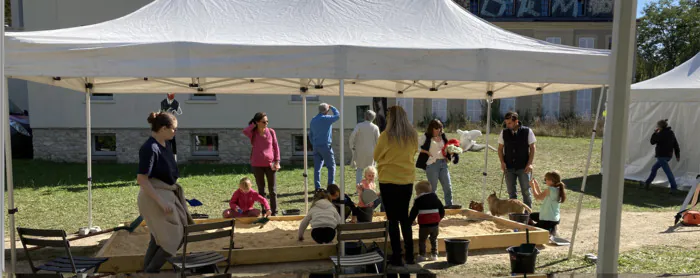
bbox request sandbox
[95,209,548,273]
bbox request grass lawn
[5,135,685,233]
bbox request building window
[93,134,116,156]
[192,134,219,156]
[469,0,480,14]
[542,93,560,119]
[90,93,113,101]
[499,98,516,117]
[396,98,414,124]
[504,0,515,16]
[546,37,562,44]
[577,0,586,16]
[291,95,320,102]
[466,100,483,122]
[579,37,595,49]
[576,89,593,119]
[431,99,448,122]
[189,93,216,101]
[292,134,313,156]
[541,0,550,16]
[356,105,370,124]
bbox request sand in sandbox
[101,215,513,256]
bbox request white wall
[22,0,372,129]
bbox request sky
[637,0,653,18]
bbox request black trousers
[418,226,439,256]
[252,166,278,215]
[530,212,559,235]
[311,227,336,244]
[144,234,176,273]
[379,183,414,263]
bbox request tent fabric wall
[625,53,700,190]
[5,0,610,98]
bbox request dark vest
[160,99,179,114]
[503,126,531,170]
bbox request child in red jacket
[409,180,445,262]
[223,177,271,218]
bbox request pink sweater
[229,188,271,211]
[243,124,280,167]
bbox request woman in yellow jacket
[373,105,419,266]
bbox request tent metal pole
[4,78,17,276]
[598,0,637,274]
[303,94,309,214]
[86,83,93,230]
[482,92,493,206]
[568,85,607,259]
[339,79,345,256]
[2,12,17,274]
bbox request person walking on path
[643,119,681,194]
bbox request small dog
[469,201,484,212]
[487,192,531,217]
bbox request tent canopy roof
[631,52,700,102]
[5,0,610,99]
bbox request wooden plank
[101,208,548,273]
[95,231,119,257]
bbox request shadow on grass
[564,174,686,209]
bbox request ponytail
[555,182,566,203]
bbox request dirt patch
[100,215,513,256]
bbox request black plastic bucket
[356,207,374,223]
[508,213,530,224]
[444,239,470,264]
[506,246,539,274]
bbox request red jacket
[229,188,270,211]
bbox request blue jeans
[313,145,336,190]
[426,159,453,206]
[505,168,533,208]
[645,157,678,190]
[356,168,364,186]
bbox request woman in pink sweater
[223,177,271,218]
[243,112,281,216]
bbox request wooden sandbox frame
[95,209,548,273]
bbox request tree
[4,0,10,26]
[636,0,700,81]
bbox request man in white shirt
[497,111,536,208]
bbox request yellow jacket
[373,132,418,185]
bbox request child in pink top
[356,166,380,208]
[223,177,272,218]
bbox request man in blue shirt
[310,103,340,190]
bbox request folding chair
[166,219,235,277]
[17,227,108,276]
[331,221,389,277]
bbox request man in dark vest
[160,93,182,159]
[497,111,536,208]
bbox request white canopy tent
[625,52,700,190]
[2,0,616,275]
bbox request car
[9,100,33,159]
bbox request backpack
[682,210,700,226]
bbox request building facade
[11,0,613,164]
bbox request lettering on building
[480,0,508,17]
[517,0,540,17]
[588,0,613,17]
[551,0,578,17]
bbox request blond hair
[239,177,252,190]
[364,165,377,178]
[385,106,418,147]
[415,180,432,195]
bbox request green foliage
[636,0,700,81]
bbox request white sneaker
[416,255,428,262]
[429,254,438,261]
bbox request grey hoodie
[298,199,342,239]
